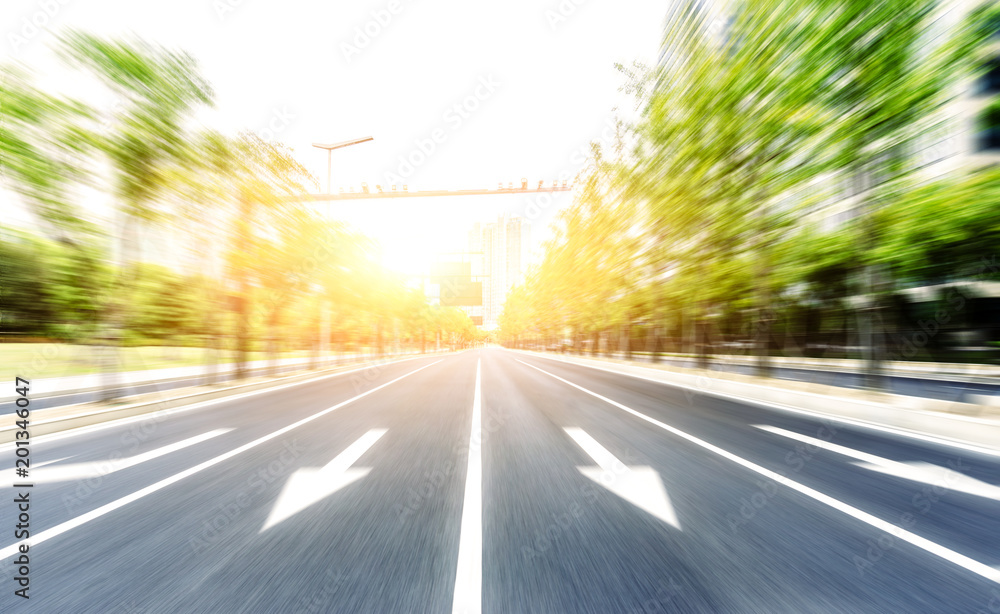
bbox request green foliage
[57,31,214,221]
[2,30,457,360]
[0,66,94,235]
[123,263,203,341]
[501,0,995,356]
[0,231,110,340]
[873,167,1000,282]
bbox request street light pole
[311,136,374,368]
[325,149,332,195]
[312,136,374,195]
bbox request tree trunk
[753,200,773,377]
[649,325,661,364]
[860,264,884,389]
[99,214,138,402]
[234,196,253,380]
[267,309,280,377]
[696,307,710,369]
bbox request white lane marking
[859,462,1000,501]
[0,354,445,454]
[564,427,624,473]
[516,359,1000,585]
[756,425,1000,502]
[564,427,680,529]
[754,424,1000,501]
[261,429,387,531]
[755,425,891,466]
[452,358,482,614]
[1,429,231,487]
[510,350,1000,458]
[0,360,443,560]
[33,456,73,469]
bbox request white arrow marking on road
[261,429,387,532]
[518,359,1000,584]
[564,427,681,529]
[1,429,231,487]
[756,425,1000,501]
[857,461,1000,501]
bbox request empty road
[2,349,999,612]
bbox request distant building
[467,215,530,329]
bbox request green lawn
[1,344,315,381]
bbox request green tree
[57,31,213,398]
[0,65,94,236]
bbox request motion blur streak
[3,0,1000,611]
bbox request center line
[452,358,483,614]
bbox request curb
[1,352,449,444]
[0,353,414,404]
[517,350,1000,453]
[601,352,1000,385]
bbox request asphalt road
[8,350,997,418]
[2,349,998,613]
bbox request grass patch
[0,343,315,381]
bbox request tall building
[467,215,530,330]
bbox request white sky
[2,0,667,273]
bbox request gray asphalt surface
[2,349,998,612]
[8,351,997,418]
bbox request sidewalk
[517,350,1000,453]
[3,351,418,403]
[610,351,1000,381]
[1,350,450,443]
